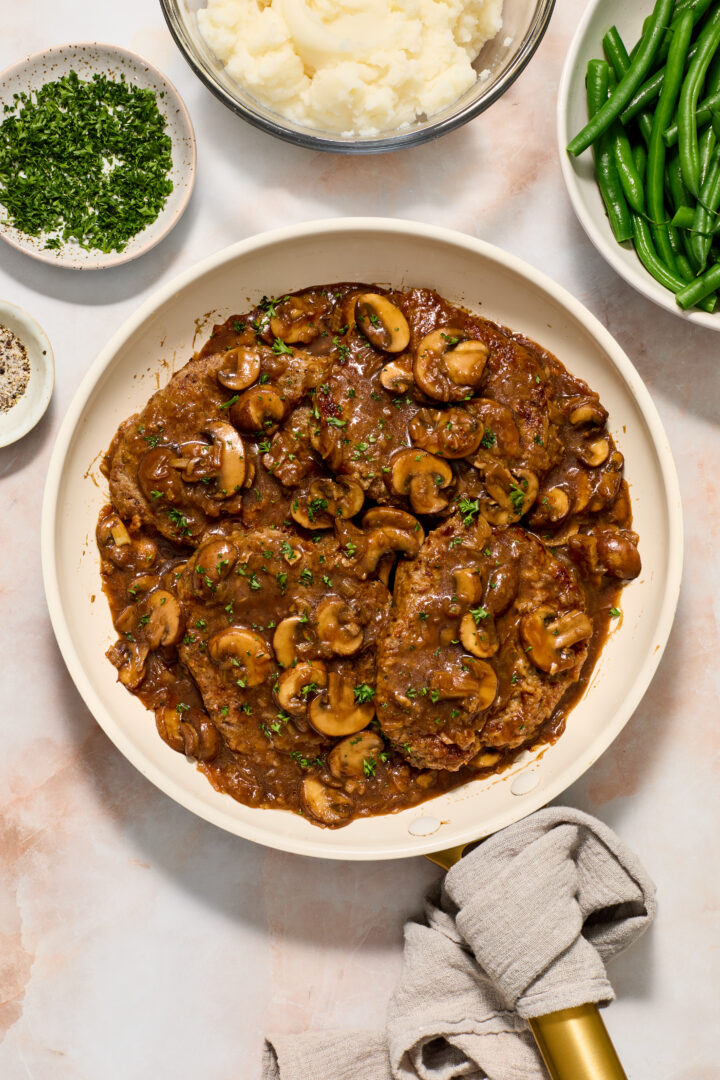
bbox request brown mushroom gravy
[97,284,640,828]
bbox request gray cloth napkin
[264,807,656,1080]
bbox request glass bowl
[159,0,555,153]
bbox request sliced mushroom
[208,627,272,686]
[430,658,497,712]
[217,345,262,391]
[276,661,328,715]
[476,462,538,525]
[190,538,238,592]
[273,615,306,668]
[357,508,424,575]
[594,527,641,579]
[520,606,593,675]
[155,704,184,752]
[534,487,571,525]
[144,590,184,648]
[204,421,247,496]
[588,451,624,511]
[329,731,384,779]
[117,641,150,691]
[567,397,608,428]
[483,561,519,616]
[409,406,484,459]
[291,476,365,530]
[126,574,160,601]
[169,439,221,483]
[309,672,375,737]
[452,568,483,604]
[577,437,610,467]
[301,777,354,826]
[390,449,453,515]
[270,295,326,343]
[379,359,413,392]
[97,512,158,570]
[179,713,221,762]
[138,447,187,505]
[230,386,285,433]
[353,293,410,353]
[316,598,363,656]
[309,423,344,471]
[460,610,499,658]
[414,328,489,402]
[471,749,502,769]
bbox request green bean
[603,26,654,144]
[671,205,696,227]
[698,123,717,186]
[675,250,696,279]
[633,215,717,309]
[567,0,674,156]
[677,7,720,196]
[587,61,634,242]
[647,9,694,271]
[691,145,720,267]
[634,143,648,180]
[675,259,720,307]
[668,153,702,269]
[620,69,664,124]
[663,89,720,145]
[605,70,646,212]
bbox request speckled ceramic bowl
[0,43,196,270]
[42,219,682,860]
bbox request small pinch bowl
[0,42,196,270]
[42,218,682,860]
[558,0,720,329]
[0,300,54,447]
[160,0,555,153]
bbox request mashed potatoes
[197,0,504,137]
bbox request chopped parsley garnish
[480,429,496,449]
[272,338,294,355]
[458,496,480,526]
[232,320,245,333]
[470,605,490,623]
[362,757,377,777]
[353,683,375,704]
[167,508,191,536]
[0,70,174,253]
[327,416,346,428]
[258,295,289,317]
[299,568,314,586]
[219,394,239,410]
[610,607,621,618]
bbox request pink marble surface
[1,1,719,1077]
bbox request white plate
[0,300,54,447]
[557,0,719,330]
[0,43,196,270]
[41,218,682,860]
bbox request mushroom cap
[431,658,498,712]
[207,626,272,687]
[230,386,285,433]
[414,328,489,402]
[138,446,186,505]
[276,661,328,715]
[188,538,238,595]
[118,641,150,690]
[217,346,262,392]
[309,672,375,737]
[272,615,306,668]
[390,448,453,515]
[357,508,424,576]
[577,436,610,468]
[291,476,365,530]
[379,359,413,393]
[460,610,499,658]
[477,463,538,525]
[270,294,326,343]
[452,568,483,604]
[145,590,185,648]
[203,420,247,497]
[354,293,410,353]
[301,777,354,826]
[315,597,364,656]
[595,527,641,580]
[567,396,608,428]
[520,606,592,675]
[328,731,384,779]
[409,406,484,459]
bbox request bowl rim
[556,0,719,329]
[41,217,683,859]
[0,41,197,270]
[159,0,556,153]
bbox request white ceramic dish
[0,43,196,270]
[558,0,719,330]
[0,300,54,447]
[41,219,682,860]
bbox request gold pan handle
[425,845,628,1080]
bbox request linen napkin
[263,806,656,1080]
